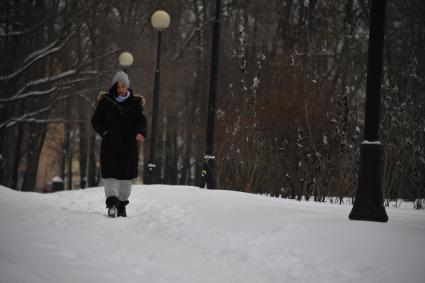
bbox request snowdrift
[1,185,424,283]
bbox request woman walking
[92,71,147,217]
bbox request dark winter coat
[91,85,147,180]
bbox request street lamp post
[144,10,170,184]
[201,0,222,189]
[349,0,388,222]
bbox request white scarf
[115,91,130,102]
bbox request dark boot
[105,196,119,218]
[117,200,129,217]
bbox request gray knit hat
[112,71,130,88]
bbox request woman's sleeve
[135,101,147,137]
[91,100,108,137]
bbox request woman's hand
[136,134,145,142]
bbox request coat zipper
[103,95,124,116]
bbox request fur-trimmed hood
[97,90,145,106]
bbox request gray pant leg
[118,180,132,201]
[103,178,119,198]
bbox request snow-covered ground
[1,185,424,283]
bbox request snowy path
[1,185,424,283]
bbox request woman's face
[117,82,128,96]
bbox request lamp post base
[144,162,160,184]
[200,154,216,189]
[349,142,388,222]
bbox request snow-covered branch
[10,69,89,99]
[0,13,58,38]
[0,94,70,129]
[0,31,77,82]
[0,75,94,104]
[0,87,58,104]
[171,17,219,62]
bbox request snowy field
[1,185,424,283]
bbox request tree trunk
[0,127,17,188]
[63,97,72,190]
[11,124,23,190]
[88,129,97,187]
[165,129,178,185]
[0,105,14,186]
[78,103,88,188]
[21,123,47,191]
